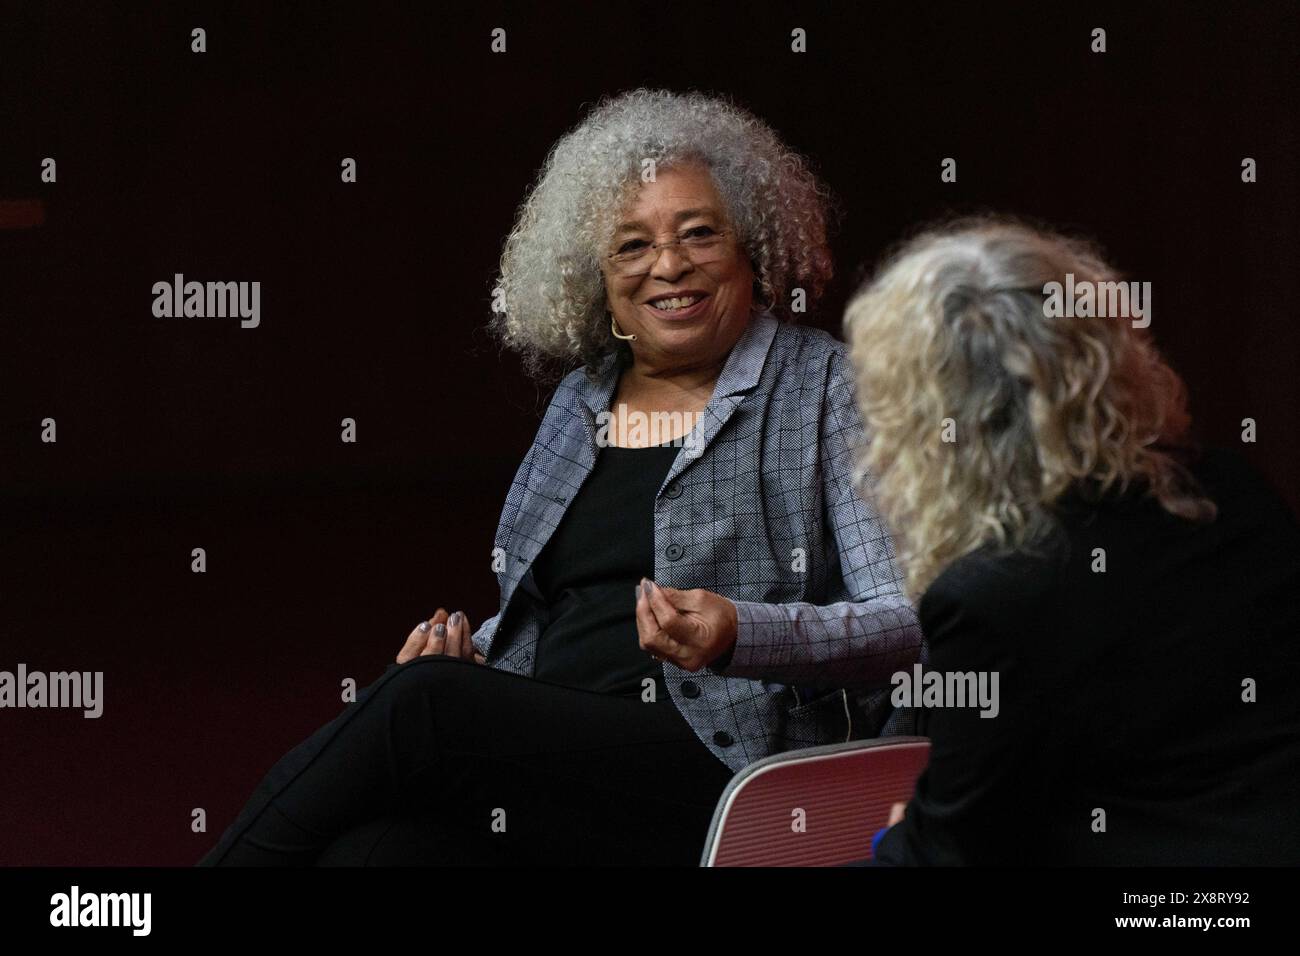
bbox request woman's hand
[395,608,487,665]
[634,578,739,672]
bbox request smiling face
[601,162,755,372]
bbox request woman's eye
[616,239,649,254]
[682,225,716,239]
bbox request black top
[876,446,1300,865]
[531,439,681,699]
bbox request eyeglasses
[605,228,735,278]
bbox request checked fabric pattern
[471,311,924,773]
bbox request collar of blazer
[500,311,781,613]
[572,308,779,423]
[570,310,779,502]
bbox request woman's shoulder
[763,318,857,400]
[768,316,848,362]
[1185,445,1298,524]
[918,535,1065,643]
[918,460,1194,626]
[918,445,1300,648]
[547,351,625,409]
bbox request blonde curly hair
[491,89,834,379]
[844,215,1217,600]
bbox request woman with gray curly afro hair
[199,89,923,868]
[492,88,835,377]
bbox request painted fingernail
[635,584,642,599]
[450,611,462,626]
[417,621,431,633]
[434,623,446,637]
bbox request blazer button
[665,544,683,561]
[663,482,683,499]
[680,680,700,698]
[713,731,734,748]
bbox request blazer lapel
[655,311,778,490]
[501,311,779,612]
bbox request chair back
[700,737,931,866]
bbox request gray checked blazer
[471,310,923,773]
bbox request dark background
[1,0,1296,864]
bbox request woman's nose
[649,243,692,280]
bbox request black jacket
[876,447,1300,865]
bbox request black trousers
[196,655,736,866]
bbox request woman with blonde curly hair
[199,89,921,866]
[845,216,1300,865]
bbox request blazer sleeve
[467,413,545,662]
[874,574,1044,865]
[717,349,923,688]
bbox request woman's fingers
[634,581,660,652]
[888,802,908,826]
[642,580,689,660]
[397,607,447,664]
[397,607,481,665]
[444,611,469,659]
[452,612,476,660]
[419,608,451,657]
[635,579,683,663]
[397,627,425,665]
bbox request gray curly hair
[844,215,1217,599]
[491,89,834,378]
